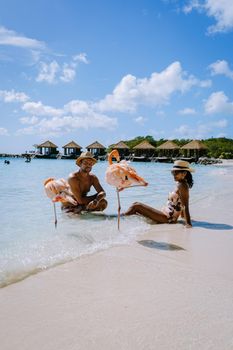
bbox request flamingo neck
[108,150,120,164]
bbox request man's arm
[86,175,107,210]
[68,175,97,205]
[92,175,106,200]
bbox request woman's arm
[178,183,192,227]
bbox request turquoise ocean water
[0,157,230,287]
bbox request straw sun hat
[171,160,195,172]
[76,151,97,167]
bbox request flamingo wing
[53,192,78,205]
[105,162,148,189]
[44,178,77,205]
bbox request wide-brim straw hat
[171,160,195,172]
[76,151,97,167]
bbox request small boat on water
[154,157,173,163]
[131,156,150,162]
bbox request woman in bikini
[124,160,194,228]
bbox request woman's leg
[124,202,169,223]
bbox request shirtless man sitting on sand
[62,151,107,214]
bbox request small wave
[0,216,149,288]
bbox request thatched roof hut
[181,140,208,160]
[62,141,82,157]
[133,140,156,157]
[111,141,130,157]
[38,140,58,148]
[113,141,129,149]
[156,140,180,157]
[86,141,106,156]
[181,140,208,150]
[37,140,58,156]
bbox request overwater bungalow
[36,140,59,159]
[86,141,106,158]
[156,140,180,162]
[132,140,156,161]
[180,140,208,162]
[111,141,130,158]
[62,141,82,159]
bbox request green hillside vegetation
[120,136,233,159]
[203,138,233,159]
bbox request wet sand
[0,165,233,350]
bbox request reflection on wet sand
[138,240,185,251]
[192,220,233,230]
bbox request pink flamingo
[44,177,77,227]
[105,150,148,229]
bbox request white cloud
[19,116,39,125]
[17,98,117,136]
[96,61,210,112]
[173,124,194,138]
[60,63,76,82]
[36,60,60,84]
[183,1,201,14]
[178,107,196,115]
[73,53,89,64]
[212,118,228,127]
[208,59,233,79]
[16,125,39,136]
[0,26,45,49]
[64,100,91,114]
[183,0,233,34]
[206,0,233,33]
[22,101,63,117]
[134,116,147,125]
[173,123,211,139]
[17,113,117,136]
[0,89,29,103]
[63,100,118,130]
[36,53,88,84]
[0,127,8,135]
[204,91,233,114]
[172,118,228,139]
[0,27,88,84]
[199,79,212,88]
[30,50,43,64]
[155,110,166,117]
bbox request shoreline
[0,164,233,349]
[1,223,233,350]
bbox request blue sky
[0,0,233,153]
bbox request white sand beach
[1,165,233,350]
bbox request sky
[0,0,233,153]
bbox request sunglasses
[171,170,184,174]
[82,160,95,166]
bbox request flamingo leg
[116,188,121,230]
[53,202,58,228]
